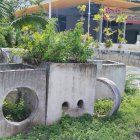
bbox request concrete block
[42,63,97,125]
[0,64,46,138]
[91,60,126,99]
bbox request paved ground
[127,66,140,76]
[126,66,140,89]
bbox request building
[15,0,140,44]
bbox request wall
[94,47,140,67]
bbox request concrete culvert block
[88,60,126,99]
[0,64,46,138]
[41,63,97,125]
[97,77,121,116]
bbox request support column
[123,22,127,40]
[88,0,91,36]
[99,5,104,43]
[49,0,52,19]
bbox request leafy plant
[117,29,127,48]
[103,28,115,47]
[0,26,16,48]
[93,8,104,42]
[0,0,12,18]
[125,74,140,95]
[21,20,93,65]
[3,98,31,122]
[11,14,48,30]
[94,99,113,117]
[77,5,86,21]
[92,39,100,48]
[0,34,7,48]
[116,14,128,47]
[44,22,93,63]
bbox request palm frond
[0,1,12,18]
[10,14,48,29]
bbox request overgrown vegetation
[3,98,31,122]
[0,26,15,48]
[125,74,140,95]
[1,77,140,140]
[94,99,113,117]
[20,20,93,65]
[2,90,140,140]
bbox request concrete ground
[126,66,140,89]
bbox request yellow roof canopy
[15,0,140,17]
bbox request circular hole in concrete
[77,100,84,108]
[2,87,38,122]
[62,102,69,111]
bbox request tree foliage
[0,0,12,18]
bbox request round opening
[2,87,38,122]
[62,102,69,111]
[77,100,84,108]
[94,98,113,117]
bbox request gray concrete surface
[126,66,140,89]
[94,48,140,67]
[42,63,97,125]
[90,60,126,99]
[97,78,121,116]
[0,63,126,137]
[0,64,46,138]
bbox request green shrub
[94,99,113,117]
[21,20,93,65]
[0,26,15,48]
[125,74,140,95]
[103,28,114,48]
[0,34,7,48]
[44,22,93,63]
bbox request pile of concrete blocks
[0,62,124,138]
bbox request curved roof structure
[15,0,140,17]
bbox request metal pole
[88,0,91,36]
[123,22,126,40]
[49,0,52,19]
[99,4,104,43]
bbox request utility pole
[99,4,104,43]
[88,0,91,36]
[49,0,52,19]
[123,22,126,40]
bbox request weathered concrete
[40,62,123,124]
[41,63,97,125]
[0,48,24,64]
[88,60,126,99]
[0,62,123,138]
[97,77,121,116]
[0,64,46,138]
[94,48,140,67]
[96,43,140,51]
